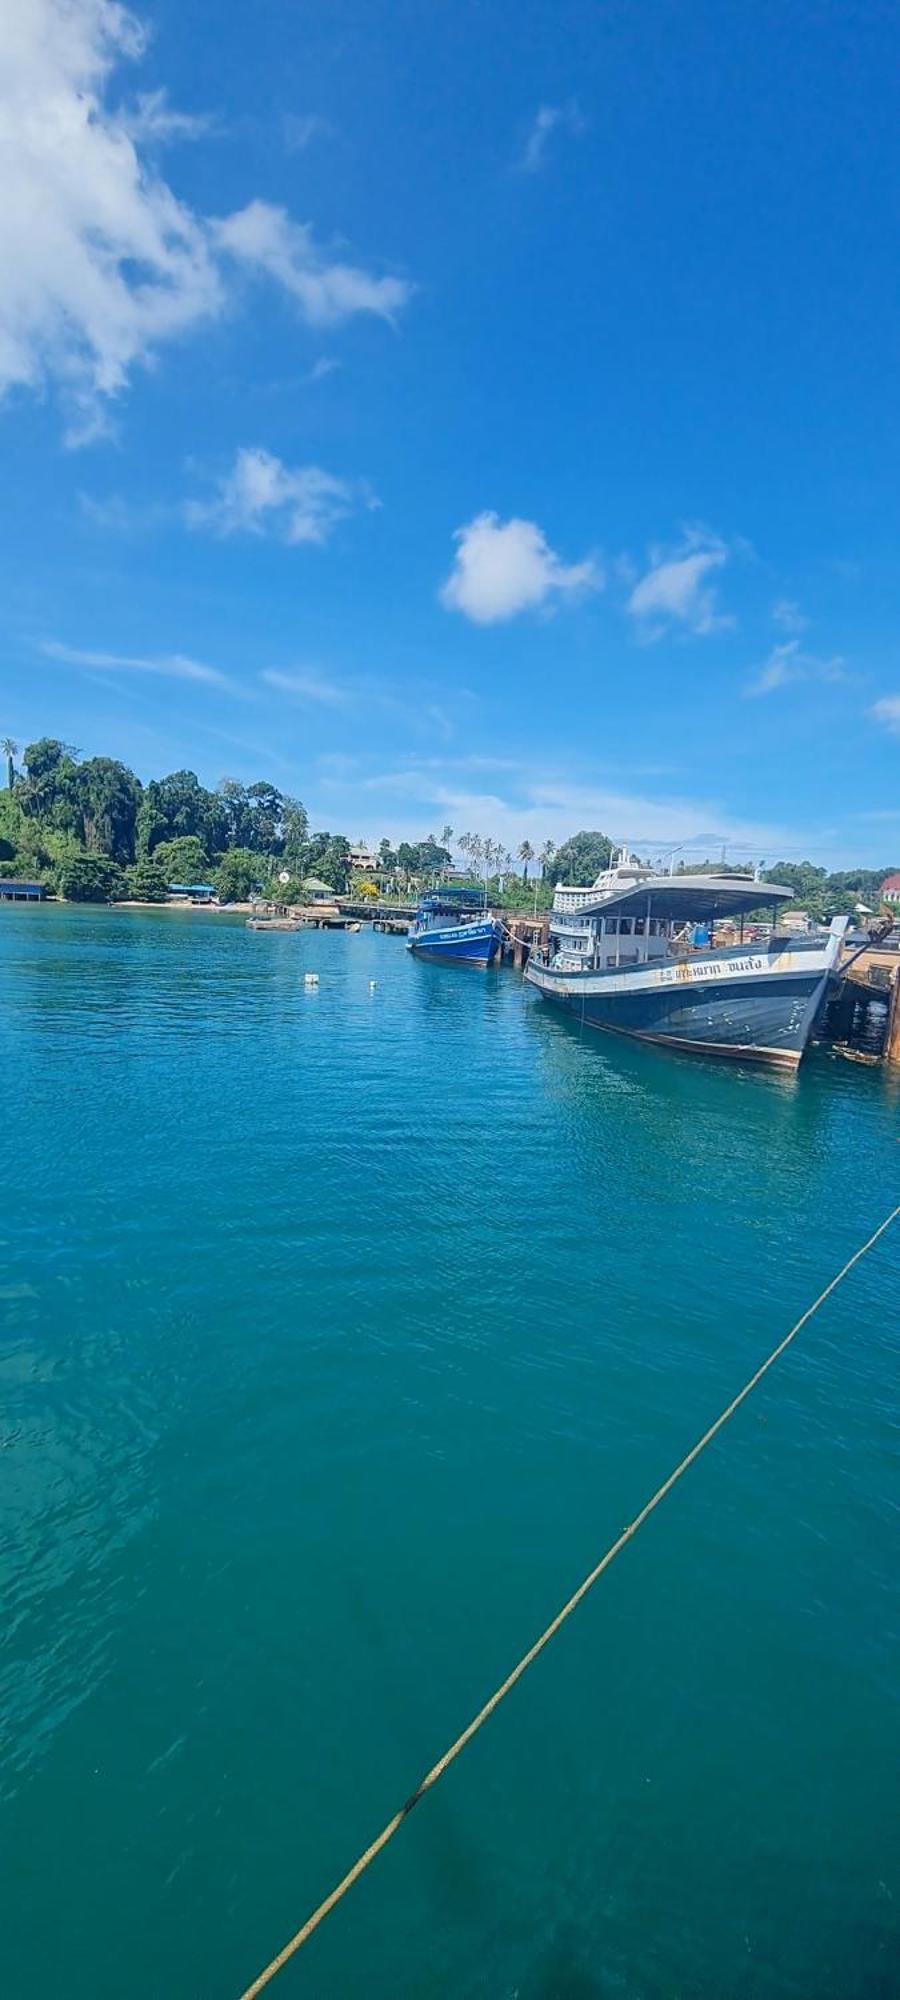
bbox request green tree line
[0,738,342,902]
[1,740,893,912]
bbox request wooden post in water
[886,967,900,1066]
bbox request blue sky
[2,0,899,867]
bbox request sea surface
[1,906,898,2000]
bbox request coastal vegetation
[0,737,895,912]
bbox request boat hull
[408,919,502,967]
[525,940,840,1067]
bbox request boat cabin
[414,885,486,925]
[546,873,796,973]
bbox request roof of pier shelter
[572,874,794,924]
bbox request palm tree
[518,839,534,882]
[539,839,556,879]
[441,823,453,850]
[2,738,17,791]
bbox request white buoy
[304,971,319,986]
[369,979,376,992]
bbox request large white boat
[526,859,850,1068]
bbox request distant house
[880,872,900,908]
[0,879,45,902]
[782,908,812,933]
[302,877,337,903]
[168,882,217,904]
[348,845,379,874]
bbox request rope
[238,1203,899,1999]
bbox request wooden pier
[499,914,549,970]
[823,942,900,1065]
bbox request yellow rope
[238,1202,899,1999]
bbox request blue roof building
[0,879,45,901]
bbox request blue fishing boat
[525,859,851,1068]
[407,887,503,967]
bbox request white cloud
[41,639,229,686]
[627,530,731,637]
[261,668,348,707]
[440,511,599,625]
[517,100,585,174]
[0,0,222,438]
[772,597,808,634]
[0,0,411,439]
[186,447,376,545]
[307,356,340,382]
[870,695,900,735]
[283,113,332,153]
[213,201,411,327]
[353,763,805,857]
[745,640,846,697]
[117,89,216,145]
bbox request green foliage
[152,835,211,883]
[58,856,127,902]
[762,860,895,923]
[23,737,78,782]
[281,795,309,862]
[125,857,169,902]
[0,790,26,862]
[73,756,142,861]
[214,847,266,901]
[548,831,614,886]
[19,739,82,837]
[136,771,224,859]
[394,837,450,882]
[301,832,352,891]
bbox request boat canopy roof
[569,873,795,923]
[419,885,482,907]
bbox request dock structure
[824,940,900,1065]
[500,914,549,970]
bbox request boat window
[604,917,618,934]
[634,917,645,936]
[619,919,633,936]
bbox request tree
[136,770,224,859]
[125,857,169,902]
[244,781,284,853]
[440,823,453,850]
[539,839,556,878]
[282,795,309,864]
[518,839,534,881]
[58,856,126,902]
[762,861,829,922]
[549,831,613,886]
[316,835,351,891]
[72,757,142,861]
[153,835,211,883]
[215,847,265,901]
[19,739,81,833]
[2,738,17,790]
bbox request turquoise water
[2,906,898,2000]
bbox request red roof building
[880,872,900,905]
